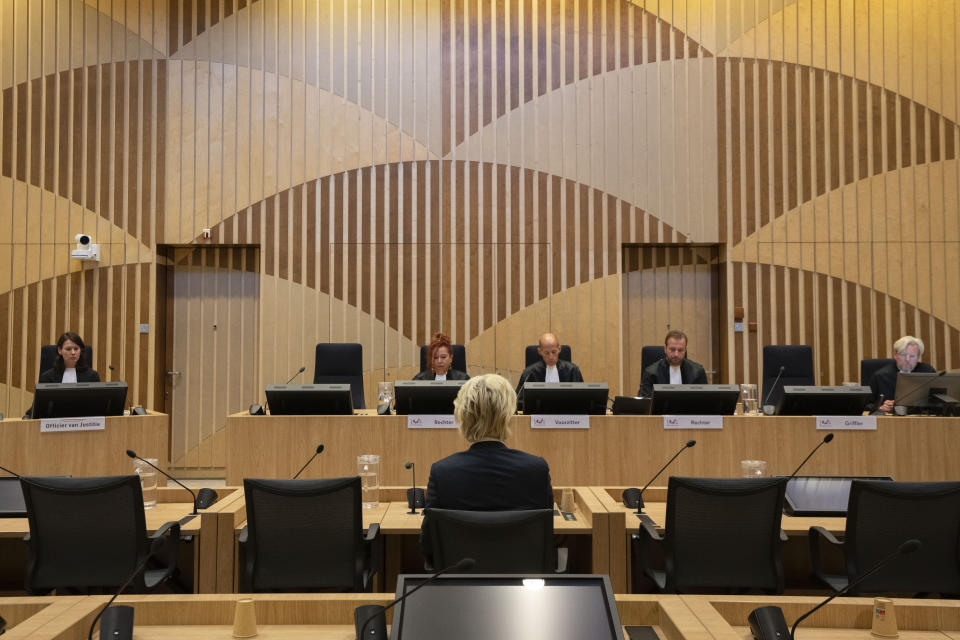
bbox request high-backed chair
[241,477,379,592]
[640,346,665,374]
[419,344,468,375]
[21,476,180,595]
[632,476,788,593]
[860,358,895,386]
[423,508,558,573]
[810,480,960,596]
[761,345,815,407]
[524,345,572,368]
[313,343,365,409]
[38,344,94,381]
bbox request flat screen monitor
[650,384,740,415]
[0,477,25,518]
[391,574,625,640]
[780,475,894,517]
[394,380,466,415]
[611,395,652,415]
[265,384,354,415]
[774,385,871,416]
[894,372,960,410]
[32,382,127,419]
[521,382,609,415]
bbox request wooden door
[622,246,721,394]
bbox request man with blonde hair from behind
[419,374,554,564]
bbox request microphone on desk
[622,440,697,513]
[762,366,786,415]
[747,538,922,640]
[354,557,476,639]
[0,463,20,478]
[125,450,217,514]
[404,461,424,514]
[787,433,834,478]
[249,366,306,415]
[515,370,531,413]
[87,531,178,640]
[107,365,144,414]
[291,444,325,479]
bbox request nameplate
[40,416,106,433]
[530,415,590,429]
[407,415,457,429]
[663,415,723,429]
[816,415,877,430]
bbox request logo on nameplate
[407,415,457,429]
[816,416,877,430]
[662,415,723,429]
[529,415,590,429]
[40,416,106,433]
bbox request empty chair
[419,344,468,374]
[861,358,895,387]
[21,475,180,595]
[524,344,572,368]
[423,508,558,573]
[810,480,960,596]
[762,345,815,407]
[640,346,666,377]
[241,477,379,592]
[314,343,365,409]
[632,476,788,593]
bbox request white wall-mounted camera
[71,233,100,261]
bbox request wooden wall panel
[1,1,959,460]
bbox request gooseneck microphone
[250,366,306,415]
[515,369,531,413]
[748,539,922,640]
[788,433,834,477]
[126,450,206,515]
[762,366,786,415]
[354,557,475,638]
[292,444,325,480]
[622,440,696,513]
[0,463,21,478]
[404,462,424,514]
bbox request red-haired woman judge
[413,332,469,381]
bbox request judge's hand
[880,399,894,413]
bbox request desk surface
[0,502,200,539]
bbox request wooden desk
[0,487,236,595]
[225,413,960,486]
[680,595,960,640]
[592,487,849,594]
[0,593,715,640]
[0,413,169,478]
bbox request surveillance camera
[71,234,100,261]
[74,234,92,246]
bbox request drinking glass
[740,459,767,478]
[357,454,380,508]
[377,381,394,414]
[740,383,759,415]
[134,457,159,508]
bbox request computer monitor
[0,477,25,518]
[649,384,740,415]
[391,574,625,640]
[894,372,960,412]
[264,384,354,415]
[32,382,128,419]
[521,382,609,415]
[774,385,872,416]
[394,380,466,415]
[780,475,894,517]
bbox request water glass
[740,383,759,415]
[740,459,767,478]
[134,457,159,508]
[377,381,394,414]
[357,454,380,508]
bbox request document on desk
[407,415,458,429]
[816,415,877,430]
[40,416,106,432]
[530,415,590,428]
[663,415,723,429]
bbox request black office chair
[632,476,788,594]
[419,344,468,374]
[314,343,365,409]
[762,345,815,407]
[241,477,380,592]
[423,508,560,573]
[21,475,181,595]
[640,346,665,373]
[38,344,94,381]
[810,480,960,596]
[524,345,572,368]
[861,358,895,386]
